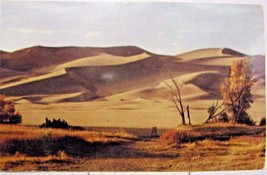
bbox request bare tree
[204,100,225,123]
[165,75,186,125]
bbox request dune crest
[1,45,150,71]
[54,52,151,71]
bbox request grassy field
[0,123,265,171]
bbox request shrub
[0,95,22,124]
[40,118,69,129]
[160,130,179,145]
[217,112,229,123]
[259,118,266,126]
[235,112,255,126]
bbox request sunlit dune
[187,56,245,66]
[177,48,245,60]
[177,48,226,60]
[0,69,67,89]
[54,52,151,70]
[176,48,247,66]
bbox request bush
[217,112,229,123]
[0,113,22,124]
[259,118,266,126]
[40,118,69,129]
[0,95,22,124]
[235,112,255,126]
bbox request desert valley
[0,45,265,171]
[0,45,265,127]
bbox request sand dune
[182,72,223,97]
[54,52,151,71]
[0,68,31,86]
[128,84,209,101]
[0,46,265,126]
[176,48,244,60]
[177,48,246,66]
[0,46,262,103]
[0,67,22,79]
[105,71,222,103]
[0,50,9,54]
[0,69,67,89]
[186,56,245,66]
[176,49,265,82]
[0,47,241,103]
[1,45,150,71]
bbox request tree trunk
[181,112,186,125]
[187,105,191,125]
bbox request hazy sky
[0,1,265,55]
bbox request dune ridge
[1,45,150,71]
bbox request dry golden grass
[0,124,137,158]
[0,124,136,143]
[0,150,72,171]
[160,123,265,145]
[166,135,265,171]
[0,124,265,171]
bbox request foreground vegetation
[0,123,265,171]
[0,125,137,157]
[160,123,265,145]
[0,95,22,124]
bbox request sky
[0,1,265,55]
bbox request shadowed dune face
[186,72,223,96]
[0,46,265,126]
[221,48,245,57]
[0,68,23,79]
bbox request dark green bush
[40,118,69,129]
[235,112,255,126]
[218,112,229,123]
[39,118,84,130]
[259,118,266,126]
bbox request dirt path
[68,137,183,171]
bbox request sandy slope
[177,48,226,60]
[54,52,151,70]
[0,46,265,126]
[177,48,245,60]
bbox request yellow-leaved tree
[0,95,22,124]
[221,58,255,125]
